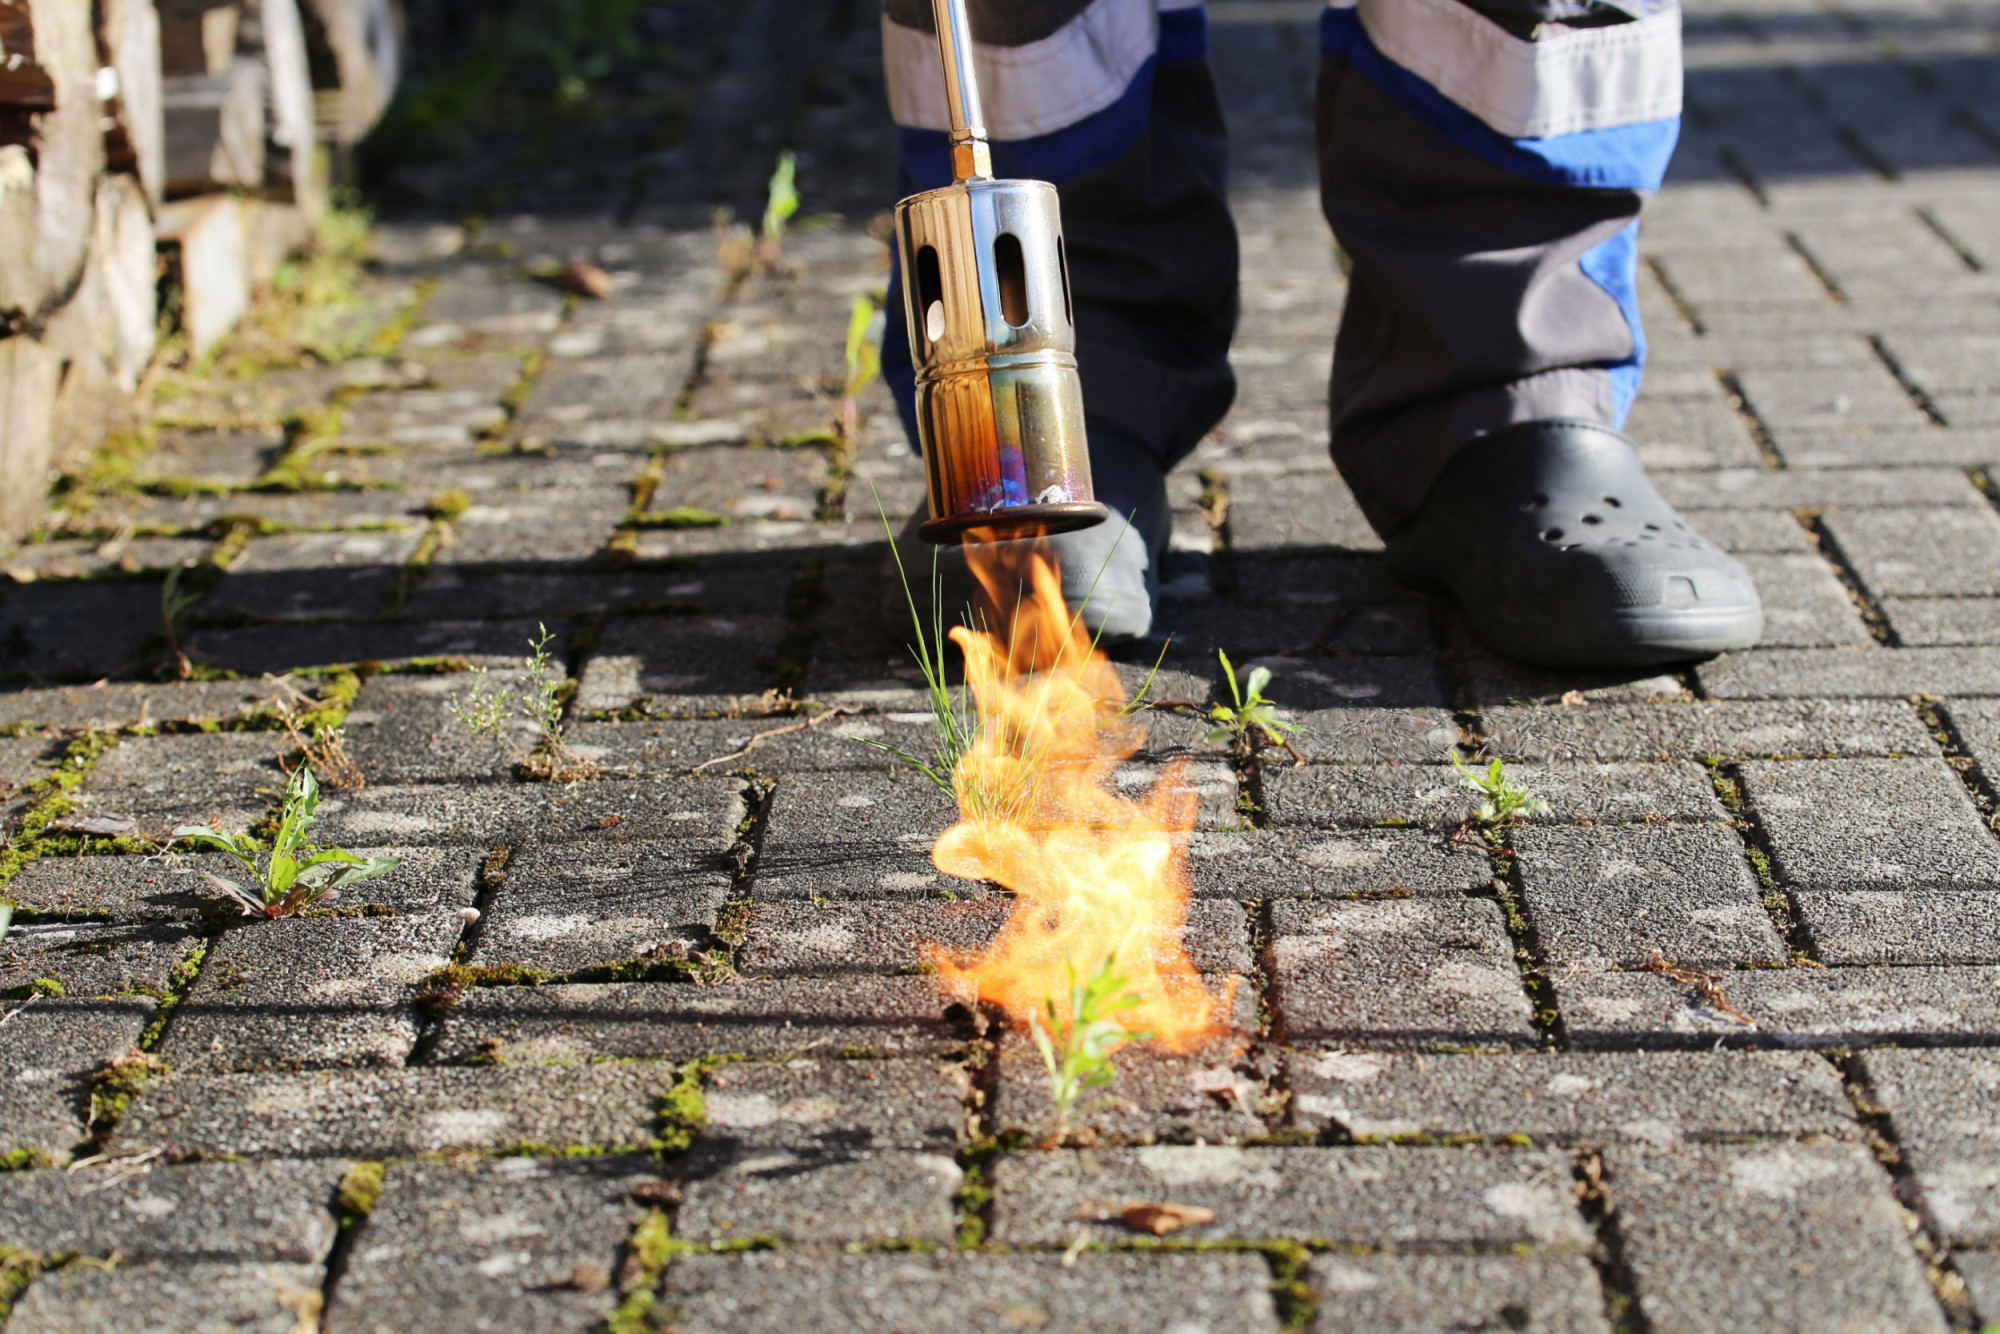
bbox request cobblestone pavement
[5,1,2000,1330]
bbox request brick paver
[3,1,2000,1329]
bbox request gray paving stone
[1825,507,2000,597]
[477,841,736,973]
[326,1156,655,1334]
[342,670,547,783]
[1284,1050,1858,1144]
[1558,966,2000,1049]
[1690,509,1818,554]
[1226,471,1382,552]
[4,537,212,582]
[1307,1254,1610,1334]
[0,581,161,678]
[206,529,422,621]
[1,920,200,998]
[1861,1048,2000,1248]
[1608,1142,1947,1334]
[1513,823,1784,970]
[400,561,792,623]
[1950,698,2000,780]
[1264,761,1721,829]
[988,1025,1266,1146]
[1797,889,2000,966]
[1267,898,1536,1049]
[1281,707,1460,764]
[0,1159,344,1260]
[114,1062,676,1158]
[677,1149,961,1245]
[738,895,1249,978]
[0,680,289,731]
[75,732,291,838]
[1883,597,2000,646]
[315,777,745,849]
[1657,467,1983,511]
[575,611,792,704]
[1481,699,1934,762]
[759,768,959,861]
[1741,553,1875,647]
[4,1262,327,1334]
[1958,1251,2000,1326]
[5,845,481,921]
[1184,829,1492,899]
[1700,647,2000,698]
[1235,654,1448,710]
[429,976,976,1065]
[693,1058,969,1156]
[0,1000,154,1163]
[989,1145,1592,1248]
[186,616,573,677]
[164,911,465,1072]
[565,713,927,777]
[661,1251,1281,1334]
[1739,758,2000,889]
[432,483,631,565]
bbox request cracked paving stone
[1263,761,1721,829]
[1182,829,1493,899]
[1480,699,1935,762]
[476,841,736,973]
[1737,758,2000,889]
[1796,889,2000,966]
[163,911,467,1072]
[325,1156,657,1334]
[112,1062,677,1158]
[6,846,480,921]
[1308,1254,1611,1334]
[1558,966,2000,1049]
[0,680,290,731]
[315,777,745,849]
[737,897,1250,977]
[694,1058,969,1156]
[988,1018,1264,1146]
[660,1251,1280,1334]
[343,670,551,784]
[0,1159,345,1260]
[74,732,291,838]
[1283,1051,1859,1144]
[1861,1048,2000,1248]
[988,1145,1593,1249]
[428,976,977,1065]
[1512,823,1786,969]
[1266,898,1537,1049]
[0,581,162,678]
[1,920,200,998]
[676,1149,961,1246]
[3,1262,328,1334]
[0,1000,155,1163]
[1607,1141,1947,1334]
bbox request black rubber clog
[1385,419,1764,669]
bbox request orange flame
[923,531,1223,1052]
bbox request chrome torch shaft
[930,0,993,181]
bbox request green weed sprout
[1452,752,1550,825]
[762,150,800,250]
[841,292,885,445]
[159,564,204,680]
[1029,954,1151,1141]
[172,767,399,918]
[1207,650,1296,753]
[448,623,574,775]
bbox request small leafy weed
[1028,954,1151,1144]
[448,623,582,779]
[1451,752,1550,825]
[1207,651,1297,756]
[172,767,400,918]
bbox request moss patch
[334,1161,386,1224]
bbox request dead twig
[0,993,39,1030]
[1642,948,1755,1027]
[689,708,858,775]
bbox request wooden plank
[0,332,61,542]
[99,0,167,207]
[162,56,263,196]
[156,0,237,77]
[0,0,105,332]
[241,0,321,215]
[301,0,397,146]
[0,0,57,109]
[157,192,248,358]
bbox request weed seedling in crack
[840,292,884,447]
[448,623,582,780]
[158,564,204,681]
[1207,651,1298,759]
[172,767,399,918]
[1030,954,1151,1145]
[1452,752,1550,826]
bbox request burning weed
[1028,954,1150,1145]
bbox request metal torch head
[895,176,1109,544]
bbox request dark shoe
[1385,419,1763,669]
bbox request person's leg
[1316,0,1761,667]
[881,0,1239,638]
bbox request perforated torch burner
[896,0,1109,545]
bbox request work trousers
[880,0,1683,535]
